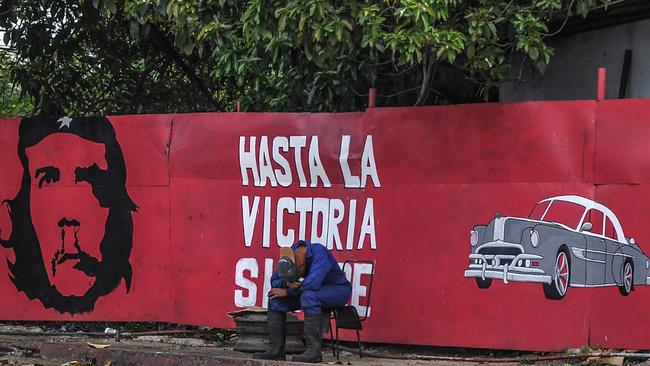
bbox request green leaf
[448,51,456,63]
[436,47,445,59]
[335,23,342,41]
[488,22,497,36]
[105,0,116,14]
[299,15,307,31]
[467,43,475,58]
[129,20,140,39]
[155,0,167,16]
[183,40,195,55]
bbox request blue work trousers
[269,285,352,315]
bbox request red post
[236,100,241,112]
[597,68,606,101]
[368,88,376,109]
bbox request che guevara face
[28,133,109,296]
[1,116,137,314]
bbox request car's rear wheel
[618,260,634,296]
[543,247,570,300]
[475,277,492,289]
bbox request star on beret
[57,116,72,129]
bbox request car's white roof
[538,195,626,242]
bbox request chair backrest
[342,260,375,322]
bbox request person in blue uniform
[254,240,352,363]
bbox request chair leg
[329,318,335,357]
[356,329,362,358]
[335,315,341,361]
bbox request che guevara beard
[4,201,134,314]
[51,218,100,279]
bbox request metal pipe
[329,344,650,363]
[618,49,632,98]
[0,329,202,338]
[0,332,108,337]
[125,329,202,337]
[367,88,376,108]
[597,67,607,100]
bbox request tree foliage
[0,0,607,116]
[0,52,32,117]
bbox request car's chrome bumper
[464,250,552,285]
[464,269,552,284]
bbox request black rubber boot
[254,311,287,360]
[292,313,323,363]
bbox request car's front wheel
[543,247,570,300]
[618,260,634,296]
[475,277,492,289]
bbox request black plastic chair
[326,260,375,360]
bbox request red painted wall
[0,99,649,351]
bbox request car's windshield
[528,201,550,220]
[538,200,585,229]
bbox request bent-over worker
[254,240,352,363]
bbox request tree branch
[149,24,219,108]
[543,0,575,37]
[414,50,435,106]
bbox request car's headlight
[530,229,540,248]
[470,229,479,247]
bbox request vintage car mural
[464,195,650,300]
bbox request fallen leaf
[86,342,111,349]
[104,362,112,366]
[601,356,624,366]
[583,355,624,366]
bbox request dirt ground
[0,323,647,366]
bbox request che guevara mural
[3,102,650,352]
[0,116,136,314]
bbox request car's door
[582,209,607,286]
[604,215,626,285]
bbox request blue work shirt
[271,241,350,295]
